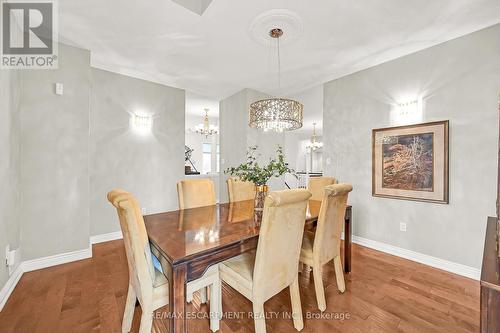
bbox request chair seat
[300,231,315,266]
[219,250,256,300]
[153,267,169,309]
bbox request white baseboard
[0,246,92,311]
[0,264,23,311]
[352,235,481,280]
[21,246,92,273]
[90,231,123,244]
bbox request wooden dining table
[144,200,352,333]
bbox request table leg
[344,208,352,273]
[169,264,187,333]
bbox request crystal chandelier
[306,122,323,151]
[249,28,303,132]
[195,108,218,138]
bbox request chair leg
[252,302,267,333]
[199,287,208,304]
[289,276,304,331]
[312,265,326,312]
[209,280,222,332]
[333,256,346,293]
[138,309,153,333]
[122,285,136,333]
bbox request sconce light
[391,97,423,125]
[131,113,153,134]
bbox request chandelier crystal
[249,28,303,132]
[306,122,323,151]
[195,108,218,138]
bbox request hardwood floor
[0,240,479,332]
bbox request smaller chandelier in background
[306,122,323,151]
[195,108,218,138]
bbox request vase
[254,184,268,212]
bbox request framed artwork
[372,120,449,203]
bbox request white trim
[352,235,481,280]
[90,231,123,244]
[21,247,92,273]
[0,264,23,311]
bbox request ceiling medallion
[248,9,303,46]
[249,28,303,132]
[195,108,218,138]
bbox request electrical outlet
[400,222,407,232]
[141,207,148,215]
[5,245,9,267]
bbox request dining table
[144,199,353,333]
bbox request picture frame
[372,120,449,203]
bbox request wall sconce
[131,113,153,134]
[391,97,423,125]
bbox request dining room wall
[323,24,500,269]
[0,70,21,290]
[219,88,286,203]
[18,43,91,260]
[89,68,185,237]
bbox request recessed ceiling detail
[249,9,303,46]
[171,0,213,15]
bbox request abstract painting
[372,121,448,203]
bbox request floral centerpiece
[225,145,296,210]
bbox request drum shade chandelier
[249,28,303,132]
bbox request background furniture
[144,200,352,332]
[480,217,500,332]
[177,179,216,209]
[307,176,337,201]
[227,177,255,202]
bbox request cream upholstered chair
[176,178,221,324]
[299,183,352,312]
[307,176,337,201]
[108,190,169,333]
[108,189,221,333]
[219,189,312,333]
[227,177,255,202]
[177,178,216,209]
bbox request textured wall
[0,70,21,287]
[90,68,185,236]
[323,24,500,268]
[19,44,91,260]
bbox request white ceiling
[185,91,219,117]
[59,0,500,100]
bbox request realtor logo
[1,0,58,69]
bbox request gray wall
[19,44,91,260]
[219,88,285,203]
[323,24,500,269]
[0,70,21,287]
[90,68,185,236]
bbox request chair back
[177,179,216,209]
[227,177,255,202]
[314,184,352,265]
[308,176,337,201]
[253,189,311,302]
[108,189,156,305]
